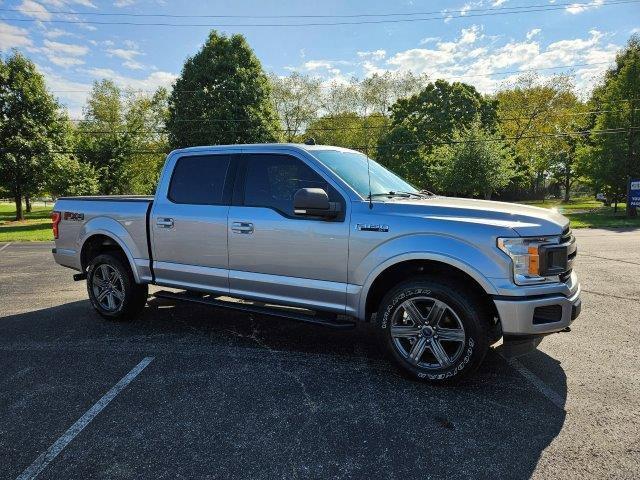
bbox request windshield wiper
[369,191,428,199]
[369,191,411,198]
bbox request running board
[152,290,356,330]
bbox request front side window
[243,154,338,216]
[168,154,231,205]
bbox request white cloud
[82,67,177,92]
[114,0,136,6]
[44,28,74,38]
[526,28,541,40]
[0,22,33,49]
[43,39,89,56]
[385,26,616,94]
[356,49,386,60]
[565,0,603,14]
[460,25,482,44]
[17,0,52,21]
[123,60,144,70]
[419,36,440,45]
[48,55,84,67]
[106,47,142,61]
[492,0,508,5]
[40,0,97,8]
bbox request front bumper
[493,283,582,336]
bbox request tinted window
[244,154,337,216]
[168,155,231,204]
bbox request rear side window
[243,154,339,217]
[168,155,231,205]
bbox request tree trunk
[563,168,571,203]
[25,195,32,213]
[14,194,23,221]
[484,191,492,200]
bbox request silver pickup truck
[52,143,581,382]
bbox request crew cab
[52,144,581,382]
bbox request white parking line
[16,356,154,480]
[0,242,12,252]
[507,358,565,410]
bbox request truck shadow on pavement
[1,297,567,479]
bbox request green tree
[0,51,69,220]
[305,112,389,156]
[496,74,581,199]
[75,80,168,194]
[167,31,281,148]
[269,72,322,142]
[377,80,498,190]
[579,35,640,214]
[434,120,514,199]
[46,155,99,198]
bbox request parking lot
[1,229,638,479]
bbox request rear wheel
[86,253,148,321]
[377,277,489,383]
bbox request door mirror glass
[294,188,340,218]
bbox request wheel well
[80,234,127,271]
[365,260,499,327]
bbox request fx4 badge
[357,224,389,232]
[63,212,84,221]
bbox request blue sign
[630,179,640,207]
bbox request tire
[86,252,148,321]
[377,277,490,383]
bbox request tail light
[51,211,61,239]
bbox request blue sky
[0,0,638,117]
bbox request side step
[152,290,356,330]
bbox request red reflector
[51,211,61,239]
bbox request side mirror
[293,188,341,219]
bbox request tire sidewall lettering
[380,286,475,380]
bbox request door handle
[156,217,174,229]
[231,221,254,234]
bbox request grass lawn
[0,203,53,242]
[519,197,640,229]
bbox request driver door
[227,152,350,313]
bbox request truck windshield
[312,150,419,199]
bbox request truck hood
[380,196,570,237]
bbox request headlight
[497,236,561,285]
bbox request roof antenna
[304,137,316,145]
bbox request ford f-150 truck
[52,143,581,382]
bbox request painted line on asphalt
[507,357,565,410]
[0,242,12,252]
[16,356,154,480]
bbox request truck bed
[52,196,154,280]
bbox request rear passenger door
[151,153,236,293]
[227,152,350,313]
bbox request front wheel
[377,278,490,383]
[86,253,148,321]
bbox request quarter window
[168,155,231,205]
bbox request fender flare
[78,218,142,283]
[357,251,500,320]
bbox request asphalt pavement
[0,230,638,479]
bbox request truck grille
[559,227,575,283]
[539,227,575,283]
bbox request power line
[1,0,632,19]
[66,105,640,126]
[5,127,632,156]
[2,0,637,27]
